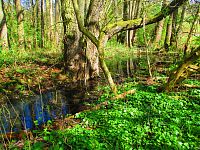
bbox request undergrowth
[0,48,62,68]
[19,83,200,150]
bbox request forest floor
[0,44,200,149]
[0,49,70,101]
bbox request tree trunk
[165,46,200,92]
[154,0,167,44]
[170,9,178,47]
[164,14,173,50]
[131,0,141,45]
[55,0,60,45]
[14,0,25,49]
[36,0,40,48]
[71,0,187,94]
[176,5,186,40]
[183,6,199,56]
[49,0,53,41]
[40,0,44,48]
[0,0,9,50]
[31,0,36,48]
[62,0,99,81]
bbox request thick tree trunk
[71,0,187,94]
[63,0,99,81]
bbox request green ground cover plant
[26,83,200,150]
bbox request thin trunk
[123,0,129,46]
[176,5,186,39]
[49,0,53,40]
[170,9,178,47]
[98,35,117,95]
[0,0,9,50]
[55,0,60,45]
[31,0,36,48]
[15,0,25,49]
[41,0,44,48]
[164,14,173,50]
[183,6,199,56]
[143,7,152,78]
[131,0,141,44]
[154,0,167,44]
[36,0,40,48]
[60,0,67,50]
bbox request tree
[0,0,9,50]
[154,0,167,44]
[170,8,178,47]
[14,0,25,48]
[41,0,44,48]
[70,0,187,95]
[183,5,199,56]
[55,0,60,45]
[164,14,173,50]
[165,46,200,92]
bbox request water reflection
[0,91,68,134]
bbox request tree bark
[36,0,40,48]
[176,5,186,40]
[41,0,44,48]
[170,9,178,47]
[55,0,60,45]
[49,0,53,40]
[154,0,167,44]
[131,0,141,45]
[71,0,187,94]
[183,6,199,56]
[31,0,36,48]
[164,14,173,50]
[165,46,200,92]
[0,0,9,50]
[14,0,25,49]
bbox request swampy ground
[0,42,200,149]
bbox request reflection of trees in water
[0,91,69,133]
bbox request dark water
[0,81,99,134]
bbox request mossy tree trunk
[62,0,99,81]
[165,46,200,92]
[71,0,187,94]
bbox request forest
[0,0,200,149]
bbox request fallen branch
[181,84,200,88]
[67,89,136,120]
